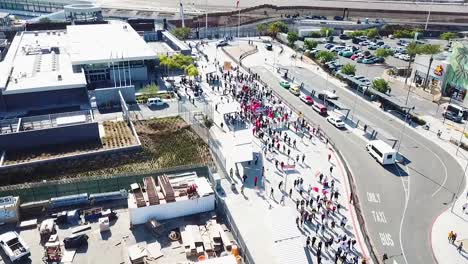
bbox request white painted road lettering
[367,192,381,203]
[379,232,395,247]
[372,210,387,223]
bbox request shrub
[304,39,318,50]
[341,63,356,75]
[316,50,336,63]
[372,78,390,93]
[309,32,322,38]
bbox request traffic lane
[270,66,461,264]
[254,66,408,262]
[288,66,453,198]
[294,65,465,264]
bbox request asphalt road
[243,45,465,263]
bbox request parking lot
[300,36,448,81]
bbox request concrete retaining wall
[0,122,100,151]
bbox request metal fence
[177,98,228,177]
[0,165,210,203]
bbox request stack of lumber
[159,175,176,202]
[144,177,160,206]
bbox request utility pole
[180,0,185,28]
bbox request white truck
[0,231,31,262]
[366,140,397,165]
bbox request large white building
[0,21,157,113]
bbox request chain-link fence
[177,98,228,177]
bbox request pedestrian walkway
[193,39,371,264]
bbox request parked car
[300,94,314,105]
[279,81,291,88]
[339,34,350,40]
[327,115,345,128]
[338,50,353,57]
[368,45,379,50]
[289,85,301,96]
[147,97,165,107]
[325,43,335,50]
[359,41,370,46]
[351,53,362,60]
[330,46,346,52]
[63,234,89,249]
[216,40,228,47]
[399,54,411,61]
[443,111,463,123]
[265,43,273,50]
[362,57,376,64]
[319,90,338,100]
[312,103,328,116]
[372,57,385,63]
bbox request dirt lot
[0,117,213,186]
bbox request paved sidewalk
[193,39,372,263]
[414,116,468,264]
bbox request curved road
[240,44,465,264]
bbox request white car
[0,232,30,262]
[330,46,345,52]
[147,97,165,107]
[399,54,411,61]
[327,115,345,128]
[319,90,338,100]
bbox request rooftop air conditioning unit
[57,75,62,81]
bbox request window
[371,145,383,158]
[386,154,393,160]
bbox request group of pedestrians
[197,40,366,263]
[448,230,464,253]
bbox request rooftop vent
[57,75,62,81]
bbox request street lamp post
[397,106,415,155]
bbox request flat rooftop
[67,22,157,65]
[0,21,157,94]
[2,30,87,95]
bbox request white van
[366,140,397,165]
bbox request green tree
[419,44,441,89]
[349,30,365,37]
[185,64,199,79]
[171,27,191,40]
[141,83,159,96]
[341,63,356,75]
[375,48,394,58]
[366,28,379,38]
[440,32,457,42]
[267,21,288,39]
[287,31,299,47]
[320,27,334,37]
[303,39,318,50]
[256,24,268,35]
[171,53,194,69]
[372,78,390,93]
[309,32,322,38]
[316,50,336,63]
